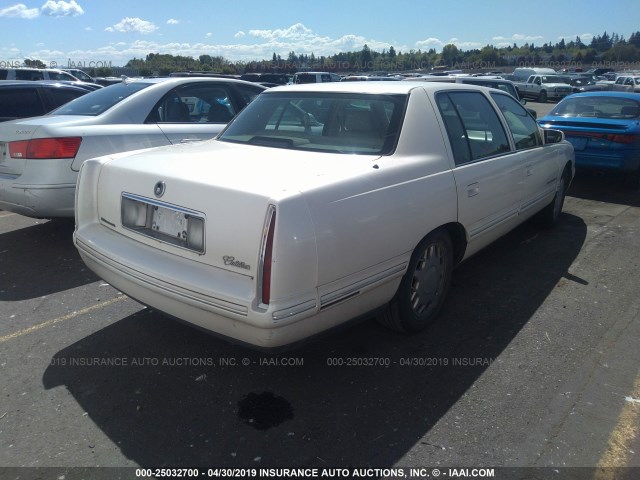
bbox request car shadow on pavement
[0,219,98,301]
[568,171,640,208]
[42,214,587,469]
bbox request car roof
[119,77,268,88]
[459,77,514,84]
[566,91,640,99]
[0,80,86,90]
[264,81,484,95]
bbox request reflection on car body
[74,82,574,349]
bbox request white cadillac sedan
[74,82,574,348]
[0,77,265,218]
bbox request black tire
[624,167,640,190]
[378,229,453,333]
[539,91,548,103]
[536,170,568,228]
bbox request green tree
[441,44,459,66]
[360,44,372,71]
[24,58,46,68]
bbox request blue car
[538,92,640,187]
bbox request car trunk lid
[95,140,379,275]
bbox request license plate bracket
[152,206,189,240]
[121,193,205,253]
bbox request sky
[1,0,639,69]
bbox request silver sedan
[0,77,266,218]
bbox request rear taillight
[568,132,640,145]
[9,137,82,159]
[259,206,276,306]
[604,134,640,145]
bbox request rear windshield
[549,96,640,119]
[294,74,319,84]
[218,92,407,155]
[51,81,152,116]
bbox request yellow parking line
[594,372,640,478]
[0,296,129,343]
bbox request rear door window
[149,83,237,124]
[15,69,44,80]
[436,91,510,165]
[0,87,44,119]
[491,93,542,149]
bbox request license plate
[152,206,189,240]
[566,136,587,151]
[121,193,205,253]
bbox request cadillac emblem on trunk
[154,181,166,198]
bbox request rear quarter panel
[305,88,457,296]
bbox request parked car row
[505,67,640,99]
[404,75,538,117]
[1,67,637,349]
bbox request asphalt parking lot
[1,100,639,479]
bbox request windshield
[568,77,593,86]
[51,81,152,116]
[541,75,571,83]
[218,92,407,155]
[549,96,640,119]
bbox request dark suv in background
[0,81,90,122]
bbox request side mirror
[543,129,565,144]
[520,98,527,105]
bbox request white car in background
[0,77,265,218]
[74,82,574,349]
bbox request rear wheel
[537,170,567,227]
[378,230,453,333]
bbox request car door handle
[467,183,479,197]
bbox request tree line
[25,30,640,77]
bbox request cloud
[41,0,84,16]
[415,37,481,51]
[0,3,40,19]
[23,23,409,65]
[106,17,158,34]
[166,18,179,25]
[205,32,213,38]
[248,23,314,41]
[511,33,544,43]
